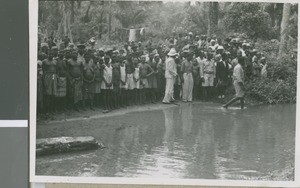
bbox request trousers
[182,73,193,102]
[163,78,175,103]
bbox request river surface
[36,103,295,181]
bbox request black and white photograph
[30,0,299,186]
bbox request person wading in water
[222,57,245,109]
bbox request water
[36,103,295,181]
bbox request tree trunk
[206,2,211,36]
[61,1,73,43]
[270,4,276,27]
[275,3,284,29]
[70,1,75,24]
[67,11,73,43]
[207,2,218,36]
[36,136,104,156]
[279,3,291,58]
[108,9,112,40]
[211,2,219,26]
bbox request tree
[224,3,272,39]
[206,2,219,36]
[114,1,148,28]
[265,3,283,29]
[279,3,291,57]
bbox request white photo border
[29,0,300,186]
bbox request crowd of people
[37,32,268,117]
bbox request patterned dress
[56,58,67,97]
[147,60,158,88]
[43,59,58,96]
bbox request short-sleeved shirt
[233,64,244,84]
[202,59,215,74]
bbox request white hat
[90,37,96,43]
[188,32,193,35]
[167,48,178,56]
[217,46,224,50]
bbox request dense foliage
[223,3,273,39]
[246,52,297,104]
[39,1,298,43]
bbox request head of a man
[104,55,110,64]
[221,52,228,61]
[260,57,266,65]
[237,50,243,58]
[140,55,146,63]
[154,54,160,63]
[78,46,85,55]
[71,51,77,60]
[215,54,222,62]
[187,53,193,61]
[47,50,54,60]
[207,52,213,60]
[51,46,58,57]
[58,50,64,59]
[133,57,139,66]
[84,52,91,62]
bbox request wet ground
[36,102,295,181]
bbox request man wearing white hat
[163,48,178,104]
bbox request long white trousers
[163,78,175,103]
[182,73,193,102]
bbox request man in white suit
[162,48,178,104]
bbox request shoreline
[37,97,293,126]
[38,100,223,125]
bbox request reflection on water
[36,103,295,181]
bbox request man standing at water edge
[163,48,178,104]
[222,57,245,109]
[181,52,194,102]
